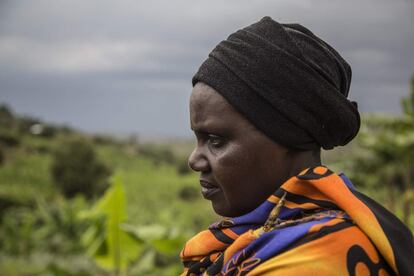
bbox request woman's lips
[199,180,220,199]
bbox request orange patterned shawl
[180,166,414,275]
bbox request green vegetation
[348,76,414,226]
[51,138,111,199]
[0,76,413,275]
[0,105,215,275]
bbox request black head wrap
[192,16,360,150]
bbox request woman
[180,17,414,275]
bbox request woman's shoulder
[249,222,393,276]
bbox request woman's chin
[211,200,231,217]
[211,201,246,218]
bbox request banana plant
[79,174,144,275]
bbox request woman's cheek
[216,154,249,189]
[219,143,247,167]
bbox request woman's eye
[208,135,224,148]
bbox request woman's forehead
[189,91,230,131]
[190,84,231,115]
[190,84,256,133]
[191,83,224,104]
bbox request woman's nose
[188,147,210,172]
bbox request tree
[51,138,111,199]
[0,104,15,129]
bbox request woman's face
[188,82,294,217]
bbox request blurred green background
[1,1,414,274]
[0,77,413,275]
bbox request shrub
[91,134,115,145]
[50,138,111,199]
[30,124,57,138]
[176,157,191,175]
[0,130,20,148]
[178,186,198,201]
[0,146,3,166]
[137,144,175,166]
[17,116,40,134]
[0,197,89,256]
[0,104,15,129]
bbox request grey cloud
[0,0,413,137]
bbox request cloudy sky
[0,0,413,138]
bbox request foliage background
[0,1,413,274]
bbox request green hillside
[0,105,217,275]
